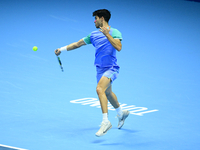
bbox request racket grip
[57,56,64,72]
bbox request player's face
[94,16,103,28]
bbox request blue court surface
[0,0,200,150]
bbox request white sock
[116,106,123,117]
[102,113,109,123]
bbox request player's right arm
[67,39,86,51]
[55,39,86,56]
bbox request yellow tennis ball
[33,46,38,51]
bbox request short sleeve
[112,29,122,41]
[83,33,92,44]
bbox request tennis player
[55,9,129,137]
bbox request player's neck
[102,22,109,28]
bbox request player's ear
[100,16,104,21]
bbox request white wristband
[60,45,68,51]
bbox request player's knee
[96,86,104,96]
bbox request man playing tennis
[55,9,129,137]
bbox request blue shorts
[96,66,119,84]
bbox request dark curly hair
[93,9,111,23]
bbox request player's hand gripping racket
[55,49,64,72]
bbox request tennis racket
[55,49,64,72]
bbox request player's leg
[96,76,111,113]
[105,85,130,129]
[95,76,112,137]
[105,85,120,109]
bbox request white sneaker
[95,121,112,137]
[117,110,130,129]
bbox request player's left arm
[106,34,122,52]
[100,26,122,51]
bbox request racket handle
[57,56,64,72]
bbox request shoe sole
[95,125,112,137]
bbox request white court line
[0,144,27,150]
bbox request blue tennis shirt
[83,27,122,68]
